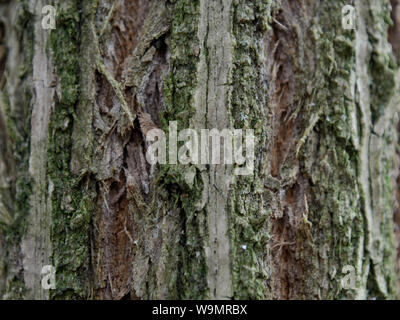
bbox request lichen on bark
[47,0,93,299]
[0,0,35,299]
[0,0,399,300]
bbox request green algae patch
[48,1,94,299]
[157,0,209,299]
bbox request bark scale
[0,0,399,300]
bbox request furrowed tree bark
[0,0,400,300]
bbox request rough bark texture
[0,0,400,300]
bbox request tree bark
[0,0,400,300]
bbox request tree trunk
[0,0,400,300]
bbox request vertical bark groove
[0,0,399,300]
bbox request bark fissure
[0,0,399,300]
[196,0,233,300]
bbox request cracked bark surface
[0,0,399,299]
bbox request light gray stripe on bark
[193,0,233,299]
[21,0,54,299]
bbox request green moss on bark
[230,0,272,299]
[48,1,94,299]
[157,0,208,299]
[1,1,35,299]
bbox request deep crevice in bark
[91,0,171,299]
[389,0,400,59]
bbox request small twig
[271,239,296,251]
[108,273,114,295]
[91,22,136,127]
[272,18,289,31]
[95,57,136,126]
[100,2,116,37]
[122,217,134,245]
[295,112,320,157]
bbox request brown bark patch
[389,0,400,59]
[390,0,400,296]
[265,0,317,299]
[91,0,169,299]
[270,175,315,299]
[267,3,300,178]
[0,21,6,90]
[97,0,152,80]
[395,120,400,295]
